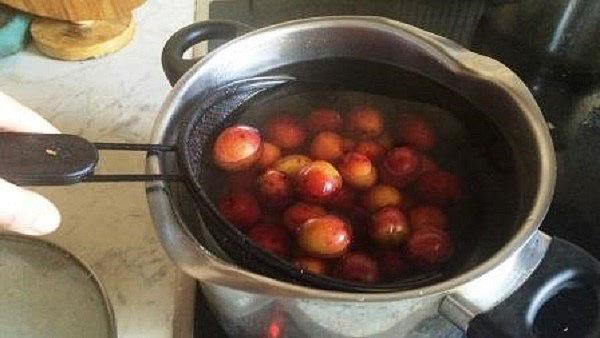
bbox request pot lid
[0,235,115,338]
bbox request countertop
[0,1,198,337]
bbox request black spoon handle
[0,133,98,185]
[0,132,177,186]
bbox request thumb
[0,178,60,235]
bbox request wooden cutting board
[0,0,144,21]
[30,16,135,60]
[0,0,145,60]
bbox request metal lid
[0,235,116,338]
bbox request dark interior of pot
[174,57,541,292]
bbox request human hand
[0,92,61,235]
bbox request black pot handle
[467,237,600,338]
[161,20,253,86]
[0,132,177,185]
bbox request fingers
[0,92,61,235]
[0,178,60,235]
[0,92,59,133]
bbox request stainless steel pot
[147,17,600,337]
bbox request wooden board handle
[0,0,145,21]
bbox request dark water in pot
[193,58,521,291]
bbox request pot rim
[146,16,556,301]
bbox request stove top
[469,2,600,259]
[193,1,600,336]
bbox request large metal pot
[147,17,600,337]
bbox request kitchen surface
[1,0,599,337]
[1,0,199,337]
